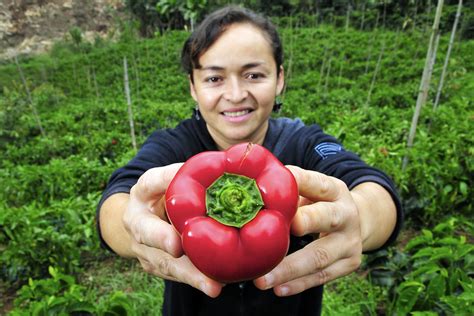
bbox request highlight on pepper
[165,142,298,283]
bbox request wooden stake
[123,57,137,151]
[345,4,351,31]
[403,0,444,171]
[360,2,366,30]
[366,40,386,107]
[433,0,463,111]
[324,57,332,94]
[92,66,100,99]
[14,55,46,137]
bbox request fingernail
[278,285,289,296]
[265,273,274,288]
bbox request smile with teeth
[223,110,251,117]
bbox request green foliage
[323,273,385,315]
[69,27,83,47]
[366,217,474,315]
[0,194,101,285]
[9,266,135,315]
[0,19,472,315]
[0,157,114,206]
[157,0,207,26]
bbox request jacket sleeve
[95,128,183,252]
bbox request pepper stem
[206,173,264,228]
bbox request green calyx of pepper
[206,173,264,228]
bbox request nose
[223,76,248,103]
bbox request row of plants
[4,216,472,315]
[125,1,474,39]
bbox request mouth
[221,108,254,122]
[222,109,252,117]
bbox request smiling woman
[189,22,284,149]
[97,5,402,316]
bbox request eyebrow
[199,62,266,71]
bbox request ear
[189,75,198,102]
[276,65,285,96]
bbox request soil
[0,0,128,60]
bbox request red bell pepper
[165,143,298,283]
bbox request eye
[205,76,222,83]
[246,73,264,80]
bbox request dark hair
[181,6,283,81]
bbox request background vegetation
[0,1,473,315]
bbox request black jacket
[97,116,403,316]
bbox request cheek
[196,90,220,110]
[256,90,276,109]
[199,94,217,107]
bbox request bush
[0,194,101,285]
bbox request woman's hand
[254,165,364,296]
[123,163,224,298]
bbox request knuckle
[330,207,342,228]
[300,208,313,233]
[139,258,153,274]
[315,269,330,284]
[156,256,172,276]
[131,217,145,244]
[137,171,153,196]
[333,178,348,197]
[318,174,332,196]
[309,247,330,270]
[280,259,298,278]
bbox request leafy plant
[366,217,474,315]
[0,194,101,285]
[9,266,135,316]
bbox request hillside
[0,0,126,59]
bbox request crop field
[0,17,473,315]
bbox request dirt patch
[0,0,128,59]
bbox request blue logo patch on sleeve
[314,142,343,160]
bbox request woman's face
[190,23,284,150]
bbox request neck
[208,122,268,151]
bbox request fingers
[126,209,183,258]
[132,163,183,202]
[125,163,185,256]
[134,243,224,298]
[291,201,354,236]
[125,163,224,297]
[286,165,344,202]
[254,234,362,296]
[271,256,361,296]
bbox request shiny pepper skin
[165,143,298,283]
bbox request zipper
[238,281,246,316]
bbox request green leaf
[412,247,452,262]
[426,274,446,302]
[395,281,425,315]
[411,312,438,316]
[433,218,457,234]
[459,181,468,196]
[409,263,441,279]
[405,234,433,251]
